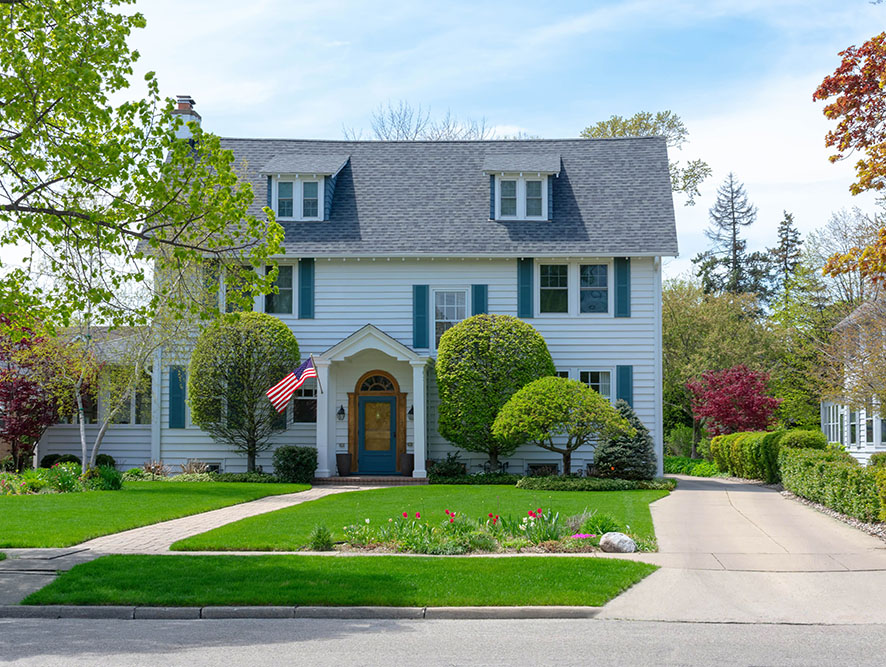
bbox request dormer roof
[481,152,561,174]
[259,154,350,176]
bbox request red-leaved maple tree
[0,316,58,471]
[813,31,886,195]
[686,365,781,436]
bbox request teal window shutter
[471,284,488,315]
[616,365,633,406]
[489,175,495,219]
[413,285,430,349]
[298,258,314,319]
[547,175,553,219]
[266,176,272,208]
[169,366,186,429]
[614,257,631,318]
[517,258,534,318]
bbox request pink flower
[449,517,454,523]
[403,512,408,518]
[537,508,542,514]
[488,513,494,518]
[415,512,420,519]
[444,509,450,516]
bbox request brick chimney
[172,95,201,140]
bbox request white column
[315,359,332,477]
[411,359,427,478]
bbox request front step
[313,475,428,486]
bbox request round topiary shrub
[435,314,555,470]
[593,400,657,480]
[95,454,116,469]
[273,445,318,483]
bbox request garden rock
[599,532,637,553]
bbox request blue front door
[358,396,397,474]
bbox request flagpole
[310,354,324,394]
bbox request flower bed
[0,462,121,496]
[328,506,650,555]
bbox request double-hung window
[274,179,322,220]
[303,182,319,218]
[434,290,466,347]
[580,264,608,313]
[265,265,293,314]
[539,265,568,313]
[293,382,317,423]
[866,404,875,444]
[580,370,612,401]
[850,410,858,446]
[496,176,546,220]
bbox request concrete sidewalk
[598,475,886,624]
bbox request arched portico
[314,325,430,478]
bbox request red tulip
[488,513,494,518]
[416,512,420,519]
[403,512,408,518]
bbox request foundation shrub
[778,430,827,451]
[272,446,317,484]
[868,452,886,468]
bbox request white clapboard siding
[38,424,151,470]
[820,401,886,466]
[157,257,663,473]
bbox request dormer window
[273,178,323,221]
[494,175,547,220]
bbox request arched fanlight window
[360,375,395,392]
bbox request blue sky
[8,1,884,276]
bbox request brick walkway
[79,485,375,555]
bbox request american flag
[266,357,318,413]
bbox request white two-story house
[39,100,678,477]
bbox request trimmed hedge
[516,477,676,492]
[779,448,885,522]
[869,452,886,468]
[710,429,828,483]
[663,456,721,477]
[778,430,827,451]
[710,431,785,483]
[429,472,524,485]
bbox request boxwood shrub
[778,430,827,451]
[779,448,884,522]
[429,472,524,485]
[710,431,786,483]
[272,446,317,484]
[516,476,676,492]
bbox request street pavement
[2,617,886,666]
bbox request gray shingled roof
[481,152,561,174]
[222,137,678,257]
[259,153,349,175]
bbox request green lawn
[0,482,309,548]
[23,554,657,607]
[173,485,667,551]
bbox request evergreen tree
[692,173,772,299]
[593,400,657,480]
[768,211,803,292]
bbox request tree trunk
[562,450,572,476]
[247,446,256,473]
[691,419,700,459]
[89,418,112,468]
[488,451,499,472]
[75,388,88,473]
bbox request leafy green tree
[662,278,777,455]
[492,377,632,474]
[692,173,772,298]
[0,0,281,326]
[580,110,712,205]
[188,313,300,472]
[593,400,657,480]
[436,314,555,469]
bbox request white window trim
[534,260,613,318]
[495,174,548,221]
[272,175,324,221]
[578,367,615,404]
[257,263,297,316]
[431,287,470,351]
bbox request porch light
[336,405,346,421]
[407,405,414,421]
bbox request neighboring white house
[39,99,678,477]
[820,401,885,464]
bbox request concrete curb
[0,604,602,620]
